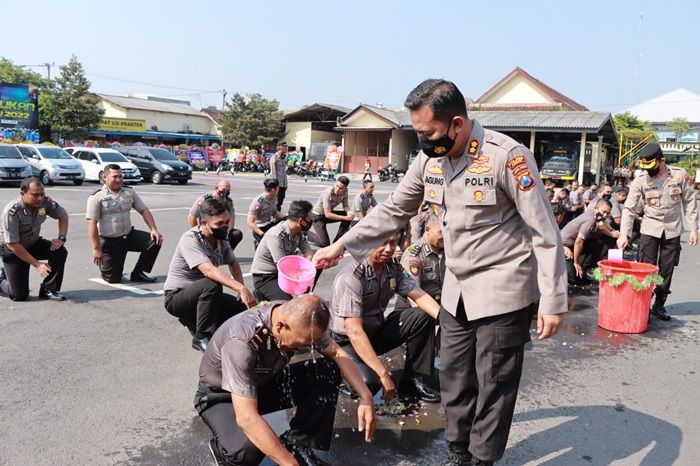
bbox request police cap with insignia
[637,143,663,170]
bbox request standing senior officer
[314,79,566,466]
[86,164,163,283]
[0,176,68,301]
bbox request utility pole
[222,89,227,110]
[18,62,56,80]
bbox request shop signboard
[0,82,39,129]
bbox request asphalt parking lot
[1,172,698,465]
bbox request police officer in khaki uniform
[330,234,441,403]
[247,178,286,248]
[188,180,243,251]
[398,208,445,309]
[560,198,612,284]
[352,180,377,220]
[86,164,163,283]
[618,143,698,320]
[196,295,376,466]
[250,200,315,301]
[0,177,68,301]
[314,79,566,466]
[307,176,354,248]
[268,142,289,211]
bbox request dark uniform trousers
[332,307,435,394]
[638,232,681,299]
[194,358,341,466]
[164,278,247,339]
[308,211,352,248]
[566,237,604,283]
[276,187,287,212]
[100,228,160,283]
[252,273,293,302]
[252,219,285,249]
[440,300,534,462]
[0,238,67,301]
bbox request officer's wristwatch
[58,235,67,242]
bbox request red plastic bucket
[597,260,659,334]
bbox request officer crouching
[86,164,163,283]
[329,233,441,403]
[164,197,256,352]
[0,176,68,301]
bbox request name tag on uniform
[465,187,496,206]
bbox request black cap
[637,143,663,170]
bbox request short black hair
[264,178,279,191]
[560,188,570,195]
[288,200,313,220]
[595,198,613,209]
[20,176,43,192]
[404,79,468,124]
[336,175,350,186]
[200,197,228,219]
[615,186,630,195]
[362,179,374,187]
[104,164,122,174]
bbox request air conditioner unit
[150,125,158,131]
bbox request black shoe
[38,284,66,301]
[192,336,210,352]
[471,457,494,466]
[338,382,359,399]
[650,303,671,321]
[446,450,472,465]
[401,375,441,403]
[208,440,223,466]
[130,271,157,283]
[280,432,330,466]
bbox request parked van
[16,144,85,185]
[0,143,33,184]
[119,146,192,184]
[73,148,142,184]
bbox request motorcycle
[379,164,405,183]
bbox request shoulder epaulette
[406,243,421,256]
[353,264,365,279]
[91,188,102,195]
[7,202,21,216]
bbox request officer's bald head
[274,295,330,349]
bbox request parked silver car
[0,143,33,184]
[16,144,85,185]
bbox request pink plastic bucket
[277,255,317,295]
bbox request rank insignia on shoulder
[407,243,420,256]
[468,139,479,155]
[8,204,19,215]
[353,264,365,279]
[91,189,101,195]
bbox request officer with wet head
[250,200,314,301]
[307,176,354,248]
[86,164,163,283]
[247,178,286,248]
[195,294,376,466]
[618,143,698,320]
[329,233,442,403]
[314,79,566,466]
[164,197,256,352]
[188,180,243,251]
[0,176,68,301]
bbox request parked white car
[16,144,85,185]
[73,148,142,184]
[0,143,33,184]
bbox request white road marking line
[88,278,155,295]
[69,206,190,217]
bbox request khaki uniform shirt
[330,258,417,336]
[250,221,312,274]
[248,194,279,226]
[164,227,236,291]
[198,301,332,397]
[352,192,377,216]
[0,196,66,248]
[268,153,288,188]
[190,194,235,224]
[313,187,350,216]
[398,238,445,306]
[85,186,146,238]
[559,211,596,249]
[341,121,568,319]
[621,166,698,239]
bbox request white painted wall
[483,75,554,105]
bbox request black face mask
[595,213,608,222]
[418,120,455,158]
[217,189,230,198]
[299,218,312,232]
[601,193,612,200]
[210,225,229,240]
[646,167,660,178]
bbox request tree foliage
[221,93,284,148]
[42,55,104,141]
[613,111,651,133]
[0,58,47,87]
[666,117,691,141]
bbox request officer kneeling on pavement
[0,176,68,301]
[307,176,355,248]
[86,164,163,283]
[246,178,286,249]
[618,143,698,321]
[164,197,256,352]
[195,294,376,466]
[250,200,314,301]
[329,233,441,403]
[188,180,243,251]
[560,198,613,285]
